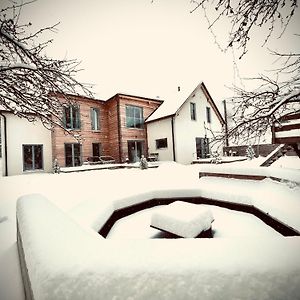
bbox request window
[156,138,168,149]
[91,108,100,131]
[190,102,196,121]
[206,107,211,123]
[92,143,101,157]
[64,105,80,130]
[65,143,81,167]
[195,137,209,159]
[23,145,43,171]
[126,105,144,129]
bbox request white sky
[4,0,300,107]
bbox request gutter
[171,117,176,162]
[0,112,8,176]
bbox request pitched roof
[146,81,225,125]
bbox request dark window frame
[64,105,81,130]
[64,143,82,167]
[156,138,168,149]
[91,107,100,131]
[195,137,209,159]
[190,102,196,121]
[126,105,144,129]
[23,144,44,171]
[206,106,211,124]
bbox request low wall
[17,189,300,300]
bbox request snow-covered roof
[146,81,225,124]
[146,83,199,122]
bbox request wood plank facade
[52,93,162,167]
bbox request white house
[0,111,53,176]
[146,82,225,164]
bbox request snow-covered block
[151,201,214,238]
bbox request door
[127,140,144,163]
[65,143,81,167]
[195,137,209,159]
[92,143,101,157]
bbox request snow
[275,128,300,138]
[150,201,214,238]
[108,205,282,239]
[198,160,300,183]
[145,82,200,122]
[1,159,300,299]
[16,194,300,300]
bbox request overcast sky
[5,0,300,107]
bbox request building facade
[146,82,225,164]
[0,112,53,176]
[52,93,163,167]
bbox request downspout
[117,98,122,163]
[222,100,229,147]
[171,116,176,162]
[0,112,8,176]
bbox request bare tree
[0,0,93,130]
[190,0,300,144]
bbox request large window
[196,137,209,159]
[23,145,43,171]
[126,105,144,129]
[65,143,81,167]
[190,102,196,121]
[156,138,168,149]
[206,107,211,124]
[91,108,100,131]
[64,105,81,130]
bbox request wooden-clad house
[51,93,163,167]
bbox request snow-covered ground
[1,156,300,300]
[107,204,282,239]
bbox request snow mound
[151,201,214,238]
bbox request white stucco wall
[146,118,174,161]
[174,86,223,164]
[3,114,52,176]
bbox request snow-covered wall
[17,190,300,300]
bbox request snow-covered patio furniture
[150,201,214,238]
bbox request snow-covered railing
[198,164,300,184]
[272,113,300,144]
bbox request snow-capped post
[140,155,148,170]
[246,145,255,160]
[0,1,92,131]
[52,158,60,174]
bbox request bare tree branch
[0,1,93,132]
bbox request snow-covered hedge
[17,193,300,300]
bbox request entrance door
[195,137,209,159]
[92,143,101,157]
[127,140,144,163]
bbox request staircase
[260,144,293,167]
